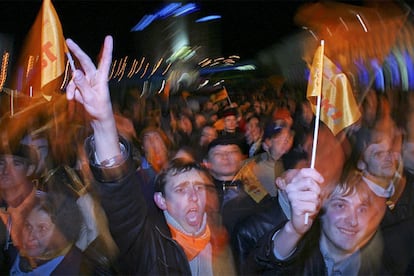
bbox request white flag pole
[306,40,324,225]
[310,93,321,169]
[10,89,14,117]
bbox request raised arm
[273,168,323,259]
[65,36,120,163]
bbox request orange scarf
[168,223,211,261]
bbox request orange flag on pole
[211,87,230,103]
[12,0,67,98]
[307,42,361,136]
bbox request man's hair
[327,169,374,206]
[154,158,213,194]
[40,166,85,242]
[0,134,38,165]
[207,136,242,155]
[139,126,172,151]
[246,114,264,129]
[33,192,83,243]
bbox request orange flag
[12,0,67,98]
[211,87,230,103]
[306,41,324,101]
[307,42,361,135]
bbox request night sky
[0,1,309,61]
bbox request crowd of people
[0,34,414,275]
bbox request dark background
[0,1,315,60]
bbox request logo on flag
[307,42,361,135]
[12,0,68,97]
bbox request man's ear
[357,159,367,171]
[154,192,167,210]
[263,138,271,148]
[202,159,211,169]
[26,164,36,177]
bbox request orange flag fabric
[13,0,67,97]
[211,87,229,103]
[306,42,324,101]
[307,42,361,135]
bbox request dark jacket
[11,246,83,275]
[231,196,287,275]
[379,169,414,274]
[250,220,389,276]
[86,136,235,275]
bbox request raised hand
[66,36,113,121]
[285,168,323,234]
[65,36,120,162]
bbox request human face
[194,114,207,129]
[200,126,217,146]
[178,115,193,135]
[253,101,261,114]
[158,169,210,233]
[207,144,243,180]
[245,117,261,144]
[364,140,397,179]
[269,128,293,160]
[143,131,168,170]
[320,183,386,258]
[223,115,237,133]
[22,208,66,258]
[0,155,33,190]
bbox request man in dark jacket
[354,128,414,274]
[250,168,389,275]
[65,35,235,275]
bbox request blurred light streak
[109,59,117,79]
[131,14,157,31]
[117,57,128,82]
[195,15,221,23]
[386,54,401,87]
[403,50,414,90]
[393,49,408,91]
[150,58,164,77]
[0,52,10,91]
[339,17,349,31]
[158,3,182,18]
[354,59,369,87]
[371,59,385,92]
[197,79,209,89]
[141,80,148,97]
[140,62,149,78]
[235,65,256,71]
[135,57,145,74]
[114,57,124,78]
[355,13,368,32]
[173,3,199,17]
[127,59,138,78]
[157,79,166,94]
[162,62,172,76]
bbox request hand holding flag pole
[304,38,361,225]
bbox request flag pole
[224,86,232,105]
[306,39,324,225]
[66,52,77,73]
[10,89,14,117]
